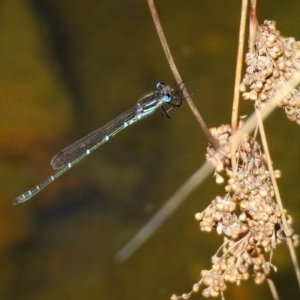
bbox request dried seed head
[179,118,296,300]
[240,20,300,125]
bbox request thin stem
[231,0,249,169]
[255,107,300,290]
[147,0,219,150]
[255,108,291,235]
[231,0,248,134]
[249,0,258,53]
[258,251,280,300]
[265,278,280,300]
[115,160,214,262]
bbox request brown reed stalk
[147,0,219,150]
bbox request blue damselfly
[14,82,184,204]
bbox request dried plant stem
[287,237,300,290]
[231,0,248,169]
[255,108,291,235]
[115,160,214,262]
[256,107,300,289]
[147,0,219,150]
[264,267,280,300]
[232,0,248,133]
[255,243,280,299]
[249,0,258,53]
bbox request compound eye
[163,92,172,102]
[156,82,165,90]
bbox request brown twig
[231,0,248,134]
[258,251,280,300]
[256,107,300,289]
[231,0,248,169]
[249,0,258,53]
[147,0,219,150]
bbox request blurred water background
[0,0,299,299]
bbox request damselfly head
[156,82,165,90]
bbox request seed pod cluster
[172,124,298,300]
[240,20,300,124]
[205,124,232,172]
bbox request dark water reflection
[1,0,299,299]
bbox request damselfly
[14,82,184,205]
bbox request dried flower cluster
[171,124,298,300]
[239,20,300,124]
